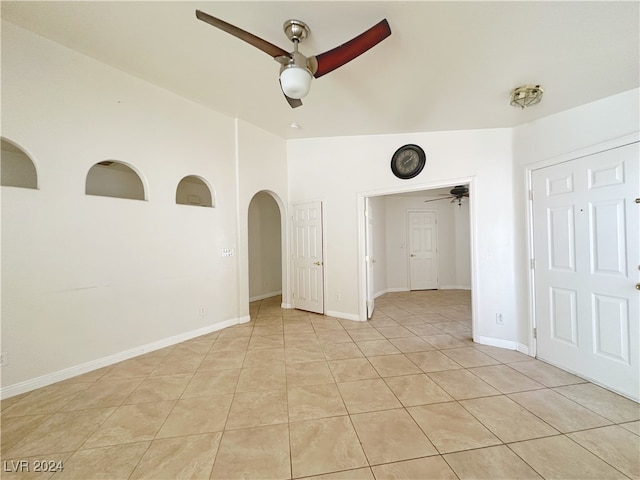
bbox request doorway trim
[356,177,478,335]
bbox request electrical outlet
[200,307,206,316]
[0,352,7,366]
[496,313,504,325]
[336,294,341,301]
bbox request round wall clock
[390,144,426,179]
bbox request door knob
[410,254,416,257]
[636,283,640,290]
[314,261,322,266]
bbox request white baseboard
[249,290,282,302]
[375,286,471,294]
[440,285,472,290]
[325,310,362,322]
[516,343,531,356]
[1,316,244,400]
[281,303,293,309]
[475,335,520,351]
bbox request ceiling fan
[424,185,470,206]
[195,10,391,108]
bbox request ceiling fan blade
[286,96,303,108]
[279,79,303,108]
[284,95,303,108]
[424,197,453,203]
[311,19,391,78]
[196,10,290,59]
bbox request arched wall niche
[85,160,146,200]
[176,175,214,207]
[1,138,38,189]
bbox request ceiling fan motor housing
[450,185,468,196]
[279,19,315,99]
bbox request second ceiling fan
[424,186,470,206]
[196,10,391,108]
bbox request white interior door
[532,142,639,400]
[293,202,324,314]
[365,198,375,319]
[408,210,439,290]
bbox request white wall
[287,129,515,345]
[0,21,246,394]
[511,88,640,346]
[248,191,283,301]
[236,120,289,313]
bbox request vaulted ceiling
[2,1,638,139]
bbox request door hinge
[529,190,534,201]
[533,327,537,339]
[530,258,535,269]
[366,300,370,308]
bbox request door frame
[357,177,477,326]
[365,197,376,318]
[525,132,640,360]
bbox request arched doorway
[248,191,283,303]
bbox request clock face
[391,144,426,179]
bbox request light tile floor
[2,290,639,479]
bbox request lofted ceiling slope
[2,1,638,139]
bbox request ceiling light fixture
[280,63,312,99]
[510,84,544,109]
[278,20,313,99]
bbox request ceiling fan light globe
[280,66,312,99]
